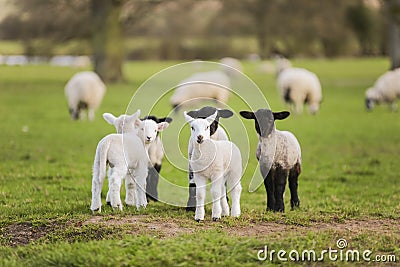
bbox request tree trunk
[91,0,124,83]
[385,0,400,69]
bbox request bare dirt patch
[2,217,398,247]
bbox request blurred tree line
[0,0,399,81]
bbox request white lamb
[105,112,172,201]
[91,110,169,212]
[184,111,242,222]
[220,57,243,77]
[64,71,106,120]
[277,66,322,115]
[365,68,400,111]
[184,106,234,211]
[240,109,301,212]
[170,70,230,111]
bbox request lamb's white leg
[228,176,242,217]
[194,174,206,222]
[134,162,148,210]
[210,174,224,221]
[220,181,230,217]
[109,166,126,211]
[125,174,135,206]
[106,168,112,205]
[90,162,107,212]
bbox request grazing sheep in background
[277,66,322,115]
[185,106,234,211]
[220,57,243,77]
[240,109,301,212]
[365,68,400,111]
[65,71,106,121]
[184,111,242,221]
[102,112,170,204]
[170,70,230,111]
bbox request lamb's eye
[141,128,144,131]
[154,130,157,132]
[206,126,209,130]
[191,127,194,131]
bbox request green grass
[0,58,399,266]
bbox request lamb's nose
[146,136,151,141]
[197,135,203,143]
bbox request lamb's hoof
[186,206,196,212]
[106,201,111,206]
[91,208,101,213]
[290,200,300,210]
[195,219,203,223]
[212,217,220,222]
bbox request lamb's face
[184,111,218,144]
[240,109,290,138]
[365,88,379,111]
[136,119,169,144]
[187,106,233,136]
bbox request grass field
[0,58,399,266]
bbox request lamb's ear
[103,113,116,125]
[239,111,255,120]
[273,111,290,120]
[206,110,218,124]
[131,109,141,120]
[159,117,173,123]
[184,111,194,123]
[186,110,198,119]
[157,122,169,132]
[217,109,234,118]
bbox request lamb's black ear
[273,111,290,120]
[186,110,198,119]
[159,117,173,123]
[218,109,234,118]
[239,111,255,120]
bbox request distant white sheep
[240,109,301,212]
[184,106,234,211]
[184,111,242,222]
[277,66,322,115]
[220,57,243,77]
[365,68,400,111]
[65,71,106,120]
[170,70,230,111]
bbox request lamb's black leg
[263,170,275,211]
[289,162,301,209]
[146,164,161,202]
[186,167,196,212]
[274,166,288,212]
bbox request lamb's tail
[92,137,110,187]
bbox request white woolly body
[171,70,230,108]
[65,71,106,120]
[91,133,149,212]
[366,68,400,109]
[277,67,322,114]
[257,129,302,172]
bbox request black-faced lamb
[240,109,301,212]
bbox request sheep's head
[135,118,169,144]
[365,87,381,111]
[103,110,141,133]
[187,106,233,136]
[240,109,290,138]
[184,110,218,144]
